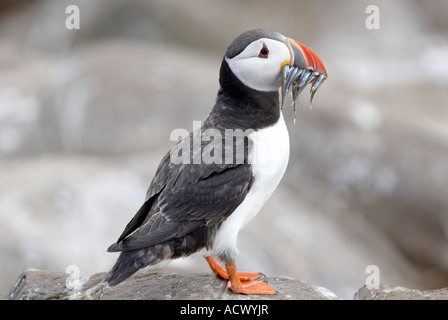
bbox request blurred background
[1,0,448,299]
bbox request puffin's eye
[258,44,269,58]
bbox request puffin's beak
[285,38,327,77]
[281,38,328,120]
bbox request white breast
[211,113,290,260]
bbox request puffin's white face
[225,37,290,92]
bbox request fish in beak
[281,38,328,121]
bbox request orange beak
[281,38,327,120]
[285,37,327,78]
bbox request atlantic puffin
[105,29,327,295]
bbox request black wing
[108,127,253,252]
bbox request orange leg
[205,256,262,281]
[225,263,277,295]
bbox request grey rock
[355,285,448,300]
[7,268,338,300]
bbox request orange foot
[225,263,277,295]
[204,256,277,295]
[205,256,263,282]
[226,279,277,295]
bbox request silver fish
[309,73,326,108]
[280,65,327,120]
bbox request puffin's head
[224,29,327,115]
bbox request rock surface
[7,269,339,300]
[355,284,448,300]
[8,268,448,300]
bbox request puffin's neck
[206,59,280,131]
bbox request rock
[7,268,338,300]
[9,268,448,300]
[355,285,448,300]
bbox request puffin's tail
[104,251,141,286]
[104,244,171,287]
[104,225,214,286]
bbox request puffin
[105,29,327,295]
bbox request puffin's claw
[226,279,277,295]
[205,257,275,295]
[205,256,263,282]
[225,263,277,295]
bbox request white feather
[225,38,290,92]
[211,113,290,260]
